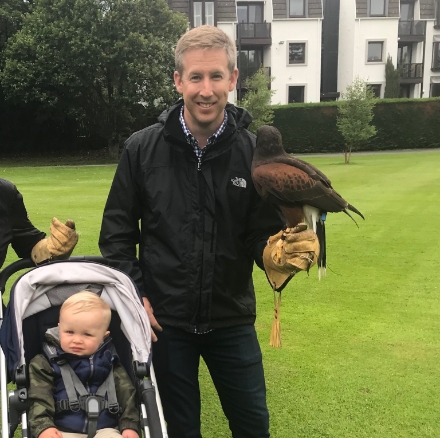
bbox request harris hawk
[252,125,364,280]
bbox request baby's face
[59,308,110,356]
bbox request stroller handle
[0,256,109,295]
[0,259,34,295]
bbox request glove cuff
[264,270,294,292]
[31,239,51,265]
[263,245,296,292]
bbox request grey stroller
[0,257,167,438]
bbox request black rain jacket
[0,178,46,268]
[99,101,284,332]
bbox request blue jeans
[152,325,270,438]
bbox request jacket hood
[158,99,253,131]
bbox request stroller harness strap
[57,361,120,438]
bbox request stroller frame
[0,257,167,438]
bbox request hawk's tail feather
[316,218,326,280]
[346,203,365,223]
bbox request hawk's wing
[252,162,345,212]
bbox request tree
[0,0,31,53]
[0,0,187,156]
[384,55,400,98]
[238,68,275,134]
[337,77,377,164]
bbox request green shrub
[273,98,440,154]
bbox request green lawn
[2,151,440,437]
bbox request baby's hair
[60,291,111,329]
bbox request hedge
[272,98,440,154]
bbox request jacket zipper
[197,156,202,171]
[82,356,94,433]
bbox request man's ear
[104,331,110,338]
[229,68,239,92]
[174,70,183,94]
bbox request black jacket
[0,178,46,268]
[99,101,284,332]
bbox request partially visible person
[0,178,78,268]
[28,291,140,438]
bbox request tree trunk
[345,144,352,164]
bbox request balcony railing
[399,63,423,79]
[398,20,426,37]
[237,23,271,40]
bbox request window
[237,3,263,23]
[399,84,411,98]
[430,83,440,97]
[369,0,385,16]
[367,41,384,62]
[288,42,306,64]
[237,3,266,39]
[398,45,412,66]
[432,42,440,71]
[289,0,306,17]
[400,2,414,21]
[237,49,263,82]
[368,84,381,98]
[192,1,215,27]
[288,86,305,103]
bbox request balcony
[399,63,423,84]
[398,20,426,42]
[236,23,271,46]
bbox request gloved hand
[31,218,79,265]
[263,223,319,292]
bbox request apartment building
[166,0,440,102]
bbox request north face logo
[231,177,247,188]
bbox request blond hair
[60,291,111,329]
[175,25,236,76]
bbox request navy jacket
[46,336,119,433]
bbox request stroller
[0,257,167,438]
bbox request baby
[28,291,140,438]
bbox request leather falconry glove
[31,218,79,265]
[263,223,320,292]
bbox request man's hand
[38,428,62,438]
[263,223,320,292]
[31,217,79,265]
[122,429,140,438]
[142,297,163,342]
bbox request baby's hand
[39,428,62,438]
[122,429,139,438]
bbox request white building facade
[165,0,440,102]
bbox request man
[0,178,78,268]
[99,25,318,438]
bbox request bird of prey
[252,125,364,278]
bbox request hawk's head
[256,125,284,158]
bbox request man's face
[174,48,238,138]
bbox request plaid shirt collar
[179,106,228,159]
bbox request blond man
[100,25,317,438]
